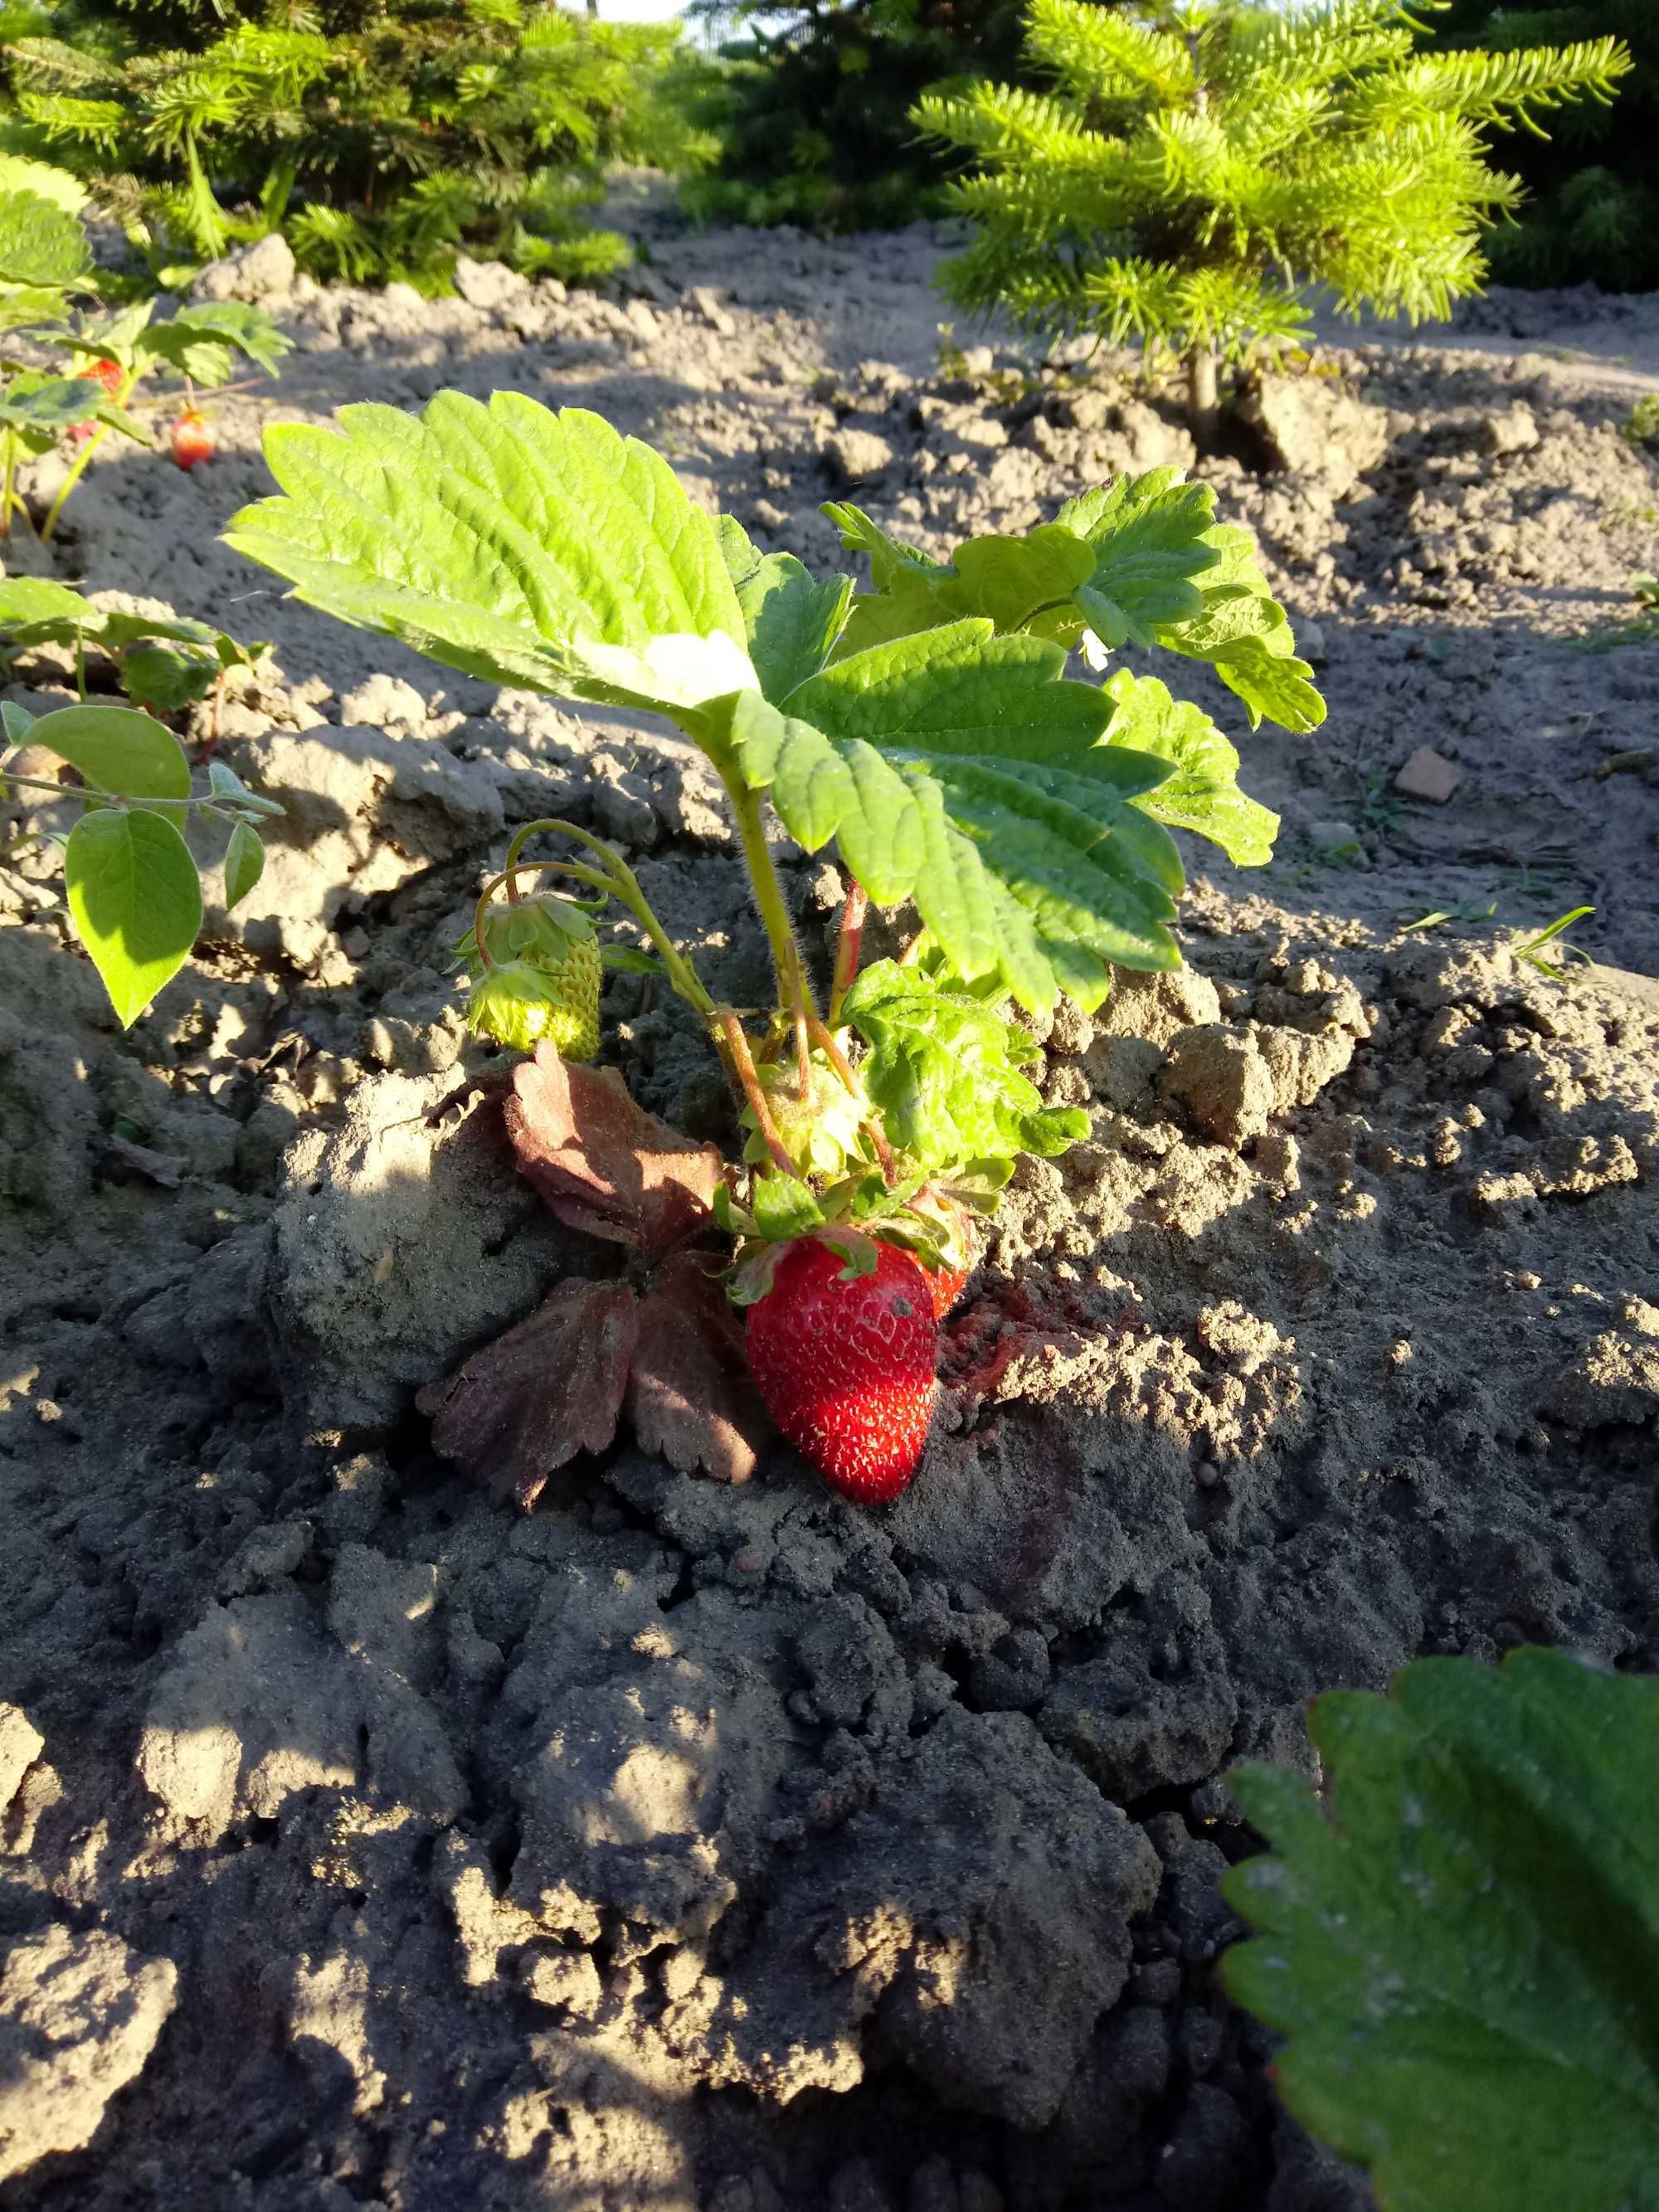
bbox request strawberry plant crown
[226,391,1314,1223]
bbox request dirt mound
[2,226,1657,2210]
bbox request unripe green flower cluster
[459,894,602,1060]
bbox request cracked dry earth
[2,212,1658,2212]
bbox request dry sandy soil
[2,208,1657,2211]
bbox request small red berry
[67,421,97,447]
[86,357,123,397]
[921,1206,978,1320]
[746,1237,937,1504]
[171,409,213,470]
[922,1255,971,1320]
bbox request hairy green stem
[2,429,13,540]
[828,880,866,1027]
[718,1009,794,1177]
[716,765,806,1016]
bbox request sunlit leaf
[64,806,202,1027]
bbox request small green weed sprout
[1577,574,1659,654]
[1514,904,1597,980]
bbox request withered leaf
[417,1277,640,1510]
[629,1248,771,1486]
[504,1044,724,1266]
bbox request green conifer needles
[916,0,1630,423]
[229,391,1309,1015]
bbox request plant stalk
[718,1009,794,1176]
[829,880,866,1026]
[1185,343,1220,447]
[806,1010,896,1184]
[42,364,140,545]
[716,764,807,1016]
[472,829,716,1020]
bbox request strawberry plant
[0,567,265,719]
[34,295,289,537]
[0,158,289,537]
[1224,1646,1659,2212]
[226,391,1316,1503]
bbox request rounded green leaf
[223,819,264,912]
[27,704,191,827]
[65,808,202,1028]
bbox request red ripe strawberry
[171,409,212,470]
[921,1205,978,1320]
[746,1237,937,1504]
[922,1255,971,1321]
[86,357,123,397]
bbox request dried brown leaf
[504,1044,724,1266]
[417,1278,640,1510]
[629,1249,771,1486]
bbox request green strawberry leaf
[0,574,90,632]
[718,513,852,702]
[90,398,149,446]
[0,155,89,217]
[222,819,264,911]
[841,959,1090,1173]
[600,945,667,976]
[1224,1646,1659,2212]
[950,523,1099,639]
[119,642,217,715]
[63,297,153,358]
[735,621,1181,1010]
[0,372,101,434]
[830,473,1223,654]
[27,703,191,828]
[822,501,947,591]
[1053,469,1224,646]
[0,186,92,290]
[1105,670,1280,868]
[226,394,757,719]
[139,301,291,384]
[64,807,202,1028]
[831,475,1324,735]
[1146,505,1325,733]
[0,284,75,336]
